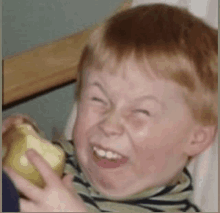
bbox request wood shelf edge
[3,0,132,106]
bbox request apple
[2,124,66,189]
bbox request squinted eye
[135,109,150,116]
[92,97,106,104]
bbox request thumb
[62,173,75,192]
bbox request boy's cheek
[127,117,148,134]
[79,105,105,126]
[74,113,97,144]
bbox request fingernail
[25,149,36,156]
[66,173,74,179]
[2,126,6,133]
[69,174,74,179]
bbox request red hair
[77,4,218,126]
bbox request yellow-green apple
[3,124,66,188]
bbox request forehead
[84,60,185,103]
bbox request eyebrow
[138,96,167,109]
[90,81,166,109]
[90,82,108,97]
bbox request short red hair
[76,4,218,126]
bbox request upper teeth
[93,146,122,160]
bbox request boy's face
[73,61,196,198]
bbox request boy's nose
[98,112,124,137]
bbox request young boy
[3,3,217,212]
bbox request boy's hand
[2,115,25,134]
[3,149,88,212]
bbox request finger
[25,149,61,188]
[2,123,8,133]
[3,167,42,202]
[2,117,14,133]
[62,174,75,192]
[2,116,24,134]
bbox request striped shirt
[53,140,201,212]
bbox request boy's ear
[185,125,217,157]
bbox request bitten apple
[3,124,66,188]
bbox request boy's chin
[90,177,155,200]
[93,183,136,199]
[89,171,183,200]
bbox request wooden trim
[3,0,132,106]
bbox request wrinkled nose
[99,112,124,137]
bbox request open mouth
[91,145,129,169]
